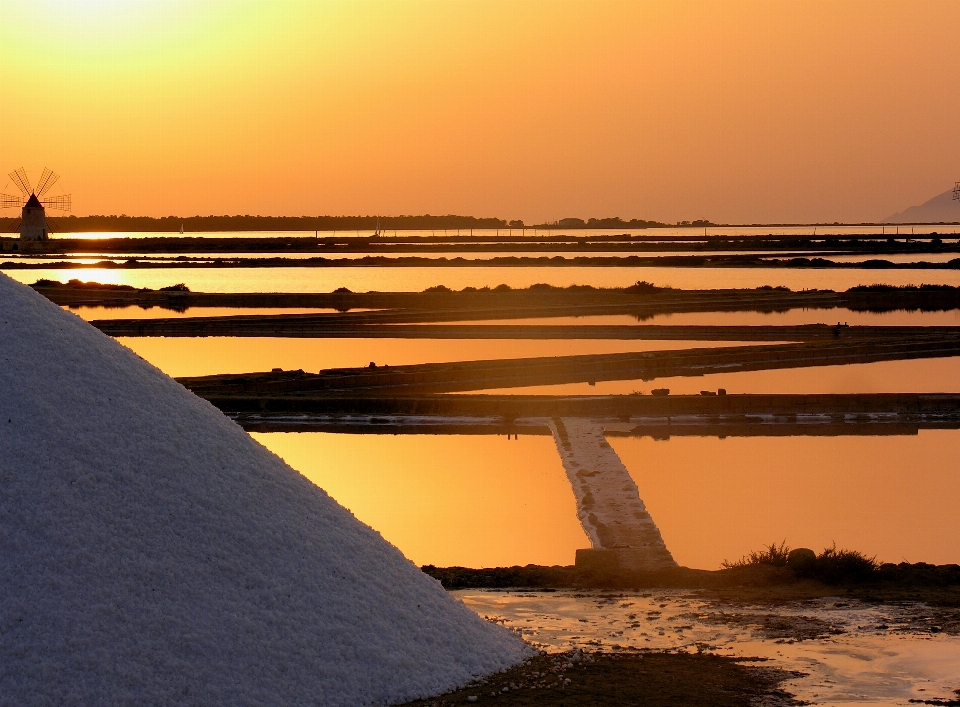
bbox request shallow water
[118,336,753,378]
[252,428,960,570]
[65,306,351,320]
[458,589,960,706]
[44,226,960,240]
[9,265,960,293]
[58,303,960,326]
[609,430,960,569]
[469,356,960,396]
[435,308,960,327]
[251,432,587,568]
[825,252,960,264]
[0,249,816,263]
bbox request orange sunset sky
[1,0,958,224]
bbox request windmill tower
[1,168,72,241]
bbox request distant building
[20,194,48,241]
[2,168,70,243]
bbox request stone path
[549,417,677,571]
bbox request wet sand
[396,650,800,706]
[437,588,960,706]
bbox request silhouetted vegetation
[805,545,881,583]
[4,214,514,233]
[622,280,674,294]
[0,213,677,233]
[723,542,880,584]
[417,281,673,295]
[539,216,670,229]
[722,541,792,569]
[33,278,138,291]
[847,283,960,293]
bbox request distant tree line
[0,214,692,233]
[548,217,674,229]
[0,214,510,234]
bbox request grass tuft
[722,541,790,569]
[723,542,880,584]
[807,544,880,583]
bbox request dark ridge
[397,651,801,707]
[848,284,960,292]
[421,560,960,597]
[2,214,516,232]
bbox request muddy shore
[396,650,802,707]
[407,563,960,704]
[421,562,960,608]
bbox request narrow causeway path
[550,417,677,571]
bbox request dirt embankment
[421,562,960,607]
[396,650,802,707]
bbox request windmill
[1,168,72,241]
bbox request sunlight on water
[472,357,960,395]
[118,337,754,378]
[64,306,345,320]
[442,308,960,327]
[8,266,960,293]
[609,431,960,569]
[250,429,960,572]
[61,305,960,326]
[460,590,960,706]
[252,432,588,567]
[45,227,960,240]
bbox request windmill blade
[41,194,71,212]
[35,168,59,198]
[8,168,32,196]
[1,193,25,209]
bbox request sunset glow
[2,0,958,223]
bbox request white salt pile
[0,274,528,706]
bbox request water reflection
[1,249,812,263]
[61,305,960,326]
[65,306,346,320]
[119,337,753,378]
[609,431,960,569]
[437,308,960,327]
[251,429,960,571]
[44,226,960,239]
[252,432,587,567]
[460,589,960,705]
[9,266,960,293]
[471,357,960,395]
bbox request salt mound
[0,274,528,706]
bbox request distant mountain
[885,188,960,224]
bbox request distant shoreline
[4,254,960,270]
[422,562,960,604]
[2,215,958,234]
[0,215,668,233]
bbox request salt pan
[0,274,528,706]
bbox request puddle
[458,589,960,706]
